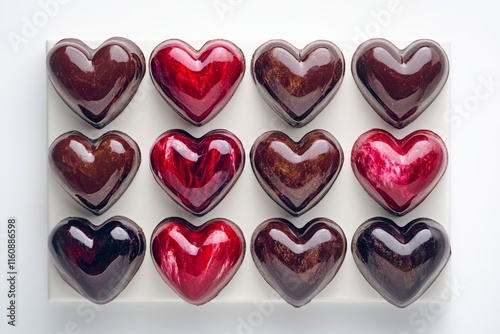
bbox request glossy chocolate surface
[151,217,245,305]
[251,218,346,307]
[150,129,245,216]
[352,39,449,128]
[48,216,146,304]
[49,131,141,215]
[352,217,451,308]
[351,129,447,216]
[150,39,245,126]
[250,130,343,216]
[252,40,344,127]
[47,37,146,128]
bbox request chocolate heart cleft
[49,130,141,215]
[48,216,146,304]
[352,217,451,308]
[352,39,449,128]
[47,37,146,128]
[351,129,447,216]
[252,40,345,127]
[151,217,245,305]
[150,39,245,126]
[250,130,343,216]
[251,218,346,307]
[150,129,245,216]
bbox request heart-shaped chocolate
[352,217,451,308]
[251,218,346,307]
[151,217,245,305]
[47,37,146,128]
[49,131,141,215]
[351,129,447,216]
[352,39,449,128]
[250,130,343,216]
[150,39,245,126]
[252,40,345,127]
[48,216,146,304]
[150,129,244,216]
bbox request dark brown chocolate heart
[250,130,343,216]
[48,216,146,304]
[47,37,146,128]
[352,39,449,128]
[251,218,346,307]
[252,40,345,127]
[49,131,141,215]
[352,217,451,308]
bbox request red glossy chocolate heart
[47,37,146,128]
[150,129,244,216]
[150,39,245,126]
[49,131,141,215]
[252,40,345,127]
[48,216,146,304]
[151,217,245,305]
[251,218,346,307]
[250,130,343,216]
[351,129,447,216]
[352,39,449,128]
[352,217,451,308]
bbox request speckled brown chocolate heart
[252,40,345,127]
[251,218,346,307]
[49,131,141,215]
[47,37,145,128]
[352,39,449,128]
[250,130,343,216]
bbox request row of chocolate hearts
[49,215,450,308]
[49,128,447,217]
[47,37,449,129]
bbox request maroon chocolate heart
[252,40,345,127]
[48,216,146,304]
[150,39,245,126]
[251,218,346,307]
[47,37,146,128]
[250,130,343,216]
[49,131,141,215]
[352,39,449,128]
[351,129,448,216]
[151,217,245,305]
[150,129,245,216]
[352,217,451,308]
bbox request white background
[1,0,498,333]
